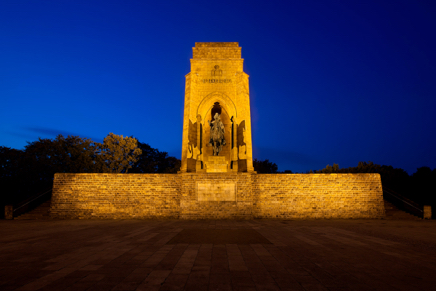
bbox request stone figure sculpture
[208,113,226,156]
[211,65,222,76]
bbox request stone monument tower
[50,42,386,220]
[180,42,254,173]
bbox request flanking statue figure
[208,113,226,156]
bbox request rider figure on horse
[208,113,226,156]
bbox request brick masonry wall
[179,173,254,219]
[50,173,385,219]
[253,174,385,219]
[51,173,180,219]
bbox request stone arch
[196,92,237,122]
[203,103,231,124]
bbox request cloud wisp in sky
[24,127,103,143]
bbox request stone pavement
[0,219,435,291]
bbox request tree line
[1,135,434,217]
[0,133,180,208]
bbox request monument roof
[192,42,241,59]
[195,42,239,47]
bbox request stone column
[196,114,203,172]
[180,73,192,172]
[424,205,432,219]
[5,205,13,220]
[231,116,238,172]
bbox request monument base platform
[205,156,228,173]
[51,173,385,219]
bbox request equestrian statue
[208,113,226,156]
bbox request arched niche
[202,104,232,161]
[196,92,237,122]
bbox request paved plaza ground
[0,219,435,291]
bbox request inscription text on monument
[197,182,236,201]
[201,79,232,83]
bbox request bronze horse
[209,113,226,156]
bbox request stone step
[15,200,52,220]
[384,200,421,220]
[15,197,422,220]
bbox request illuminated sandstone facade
[51,173,385,219]
[180,42,254,173]
[49,42,386,220]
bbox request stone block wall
[192,42,241,59]
[50,173,385,219]
[51,173,180,219]
[253,174,385,219]
[179,173,254,219]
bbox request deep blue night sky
[1,0,435,173]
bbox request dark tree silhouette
[0,146,26,207]
[253,159,278,173]
[24,135,103,175]
[0,135,180,217]
[411,167,436,205]
[129,142,181,173]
